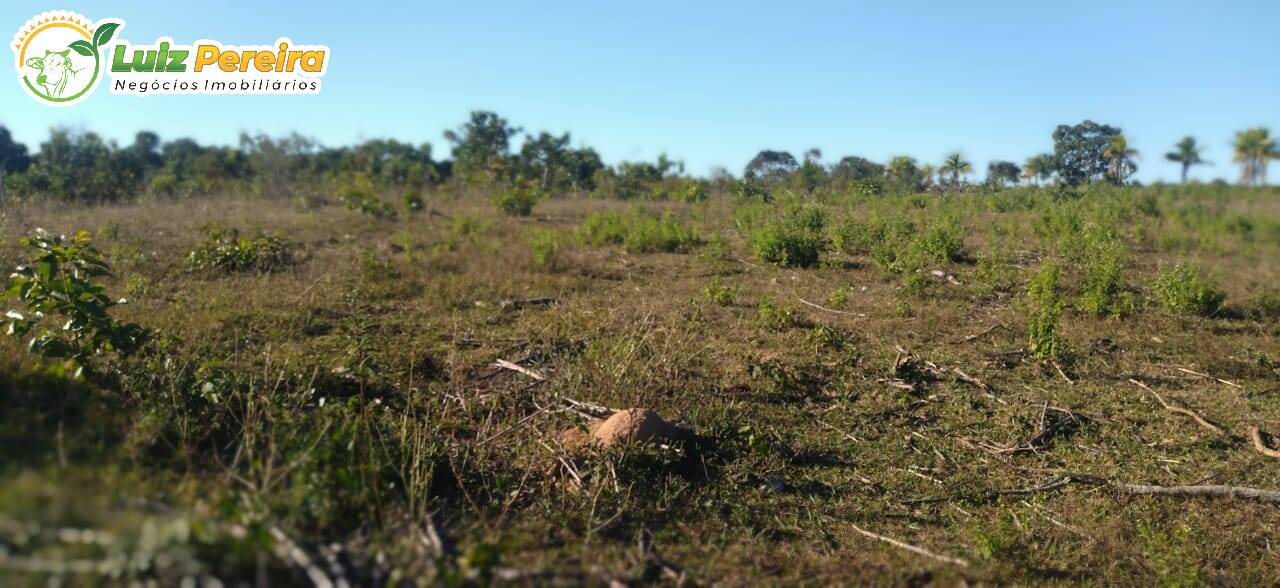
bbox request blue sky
[2,0,1277,183]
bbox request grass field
[2,183,1279,585]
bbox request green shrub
[1152,262,1224,317]
[1027,261,1064,358]
[827,287,849,307]
[493,184,541,217]
[1252,289,1280,320]
[575,210,698,253]
[1077,240,1134,317]
[338,173,396,219]
[757,297,800,329]
[402,190,424,213]
[912,221,966,263]
[751,204,828,268]
[529,230,561,269]
[752,223,823,267]
[976,248,1018,296]
[189,228,295,273]
[1,229,148,377]
[702,278,738,306]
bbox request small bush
[189,228,295,273]
[1027,261,1064,358]
[1,229,148,377]
[702,278,737,306]
[1252,289,1280,320]
[1077,240,1134,318]
[529,230,561,269]
[912,221,966,263]
[757,297,801,329]
[576,210,698,253]
[403,190,424,213]
[1152,262,1224,317]
[752,224,823,268]
[338,173,396,219]
[976,248,1018,296]
[751,204,828,268]
[493,184,541,217]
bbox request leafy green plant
[338,173,396,219]
[1,229,147,377]
[751,204,828,268]
[188,228,295,273]
[752,223,823,268]
[529,230,561,269]
[576,210,698,253]
[976,248,1018,296]
[492,183,541,217]
[1027,260,1064,358]
[1152,262,1224,316]
[757,297,801,329]
[402,189,424,213]
[702,278,738,306]
[1077,240,1134,317]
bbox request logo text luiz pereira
[12,11,330,107]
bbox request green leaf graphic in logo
[92,23,119,47]
[69,40,94,57]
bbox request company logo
[12,11,330,107]
[11,11,119,106]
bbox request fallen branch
[1128,378,1224,435]
[849,523,970,568]
[959,323,1005,343]
[1175,366,1243,389]
[797,297,865,317]
[499,297,558,311]
[1249,426,1280,459]
[906,475,1280,505]
[492,359,546,381]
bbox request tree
[830,156,884,184]
[0,126,32,200]
[744,150,799,182]
[986,160,1022,188]
[796,148,826,193]
[940,152,972,188]
[1103,134,1138,185]
[1051,120,1123,185]
[1233,127,1277,186]
[1164,136,1205,184]
[444,111,522,184]
[1022,154,1055,185]
[919,164,937,190]
[885,156,921,191]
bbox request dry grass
[0,184,1278,585]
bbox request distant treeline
[0,111,1274,203]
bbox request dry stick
[797,297,865,317]
[1175,366,1243,389]
[1052,360,1074,385]
[492,359,546,381]
[849,523,970,568]
[1128,378,1224,435]
[1249,426,1280,459]
[908,475,1280,505]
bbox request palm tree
[1103,134,1137,184]
[1164,136,1205,183]
[1022,153,1054,185]
[919,164,936,189]
[1234,127,1277,186]
[940,152,971,188]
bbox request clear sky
[2,0,1277,184]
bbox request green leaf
[93,23,120,47]
[69,40,94,56]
